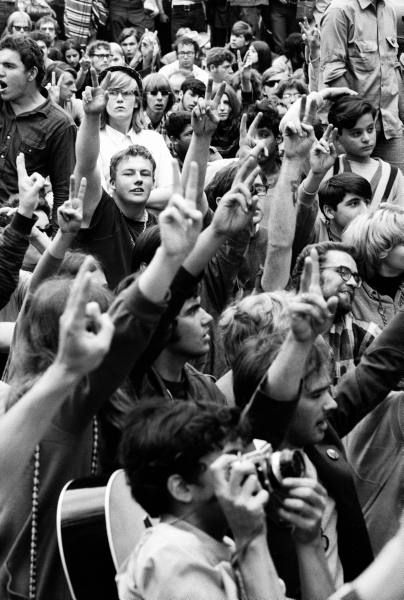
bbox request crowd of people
[0,0,403,599]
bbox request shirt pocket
[385,36,399,66]
[19,133,47,173]
[350,40,378,71]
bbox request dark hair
[110,144,156,183]
[318,173,372,214]
[275,77,308,100]
[246,99,281,137]
[180,76,206,96]
[118,27,139,44]
[206,47,234,68]
[165,110,192,139]
[204,161,239,211]
[28,31,51,48]
[231,21,253,42]
[292,241,357,289]
[250,41,272,74]
[0,35,45,86]
[131,225,161,272]
[142,72,175,111]
[87,39,110,56]
[284,33,305,60]
[120,398,250,516]
[174,35,200,55]
[61,38,82,58]
[328,96,377,134]
[43,60,77,86]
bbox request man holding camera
[117,398,333,600]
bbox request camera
[240,443,306,492]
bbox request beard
[334,290,354,319]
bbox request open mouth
[0,81,7,90]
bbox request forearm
[75,113,101,175]
[296,541,335,600]
[183,225,226,276]
[300,169,327,199]
[264,331,313,401]
[237,534,285,600]
[182,134,211,214]
[261,157,302,292]
[29,230,75,294]
[138,246,184,303]
[0,362,81,504]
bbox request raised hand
[191,80,226,137]
[300,17,321,61]
[309,124,338,174]
[212,156,260,236]
[56,256,115,376]
[278,477,327,545]
[57,175,86,234]
[79,54,92,73]
[82,68,111,115]
[47,71,64,105]
[16,153,45,218]
[288,248,338,342]
[159,160,202,258]
[238,112,272,161]
[283,95,317,160]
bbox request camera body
[240,443,306,492]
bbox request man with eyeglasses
[292,241,381,389]
[159,36,209,85]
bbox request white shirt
[159,61,209,85]
[98,125,175,195]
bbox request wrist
[157,244,188,266]
[46,361,82,385]
[17,206,34,219]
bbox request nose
[346,273,359,288]
[323,391,337,413]
[201,308,213,326]
[361,131,370,143]
[156,90,163,100]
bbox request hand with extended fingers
[212,155,261,236]
[56,257,115,377]
[300,17,321,62]
[159,160,203,259]
[191,80,226,137]
[278,477,327,545]
[239,112,272,162]
[16,153,45,218]
[82,68,111,115]
[283,95,317,160]
[79,54,92,73]
[47,71,64,105]
[237,49,253,82]
[57,175,86,235]
[289,248,338,342]
[309,124,338,174]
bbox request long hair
[6,276,112,409]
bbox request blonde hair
[342,203,404,279]
[219,291,291,366]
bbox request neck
[108,116,132,134]
[345,153,373,165]
[10,85,44,115]
[154,349,186,382]
[377,264,404,278]
[113,194,147,220]
[146,107,162,126]
[328,219,342,239]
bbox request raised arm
[74,68,110,226]
[0,258,114,506]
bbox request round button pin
[326,448,339,460]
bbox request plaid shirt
[325,312,381,390]
[144,113,170,146]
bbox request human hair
[165,110,192,139]
[219,291,291,366]
[204,161,239,211]
[250,41,272,73]
[58,250,105,278]
[284,33,305,60]
[35,16,58,31]
[119,398,251,516]
[118,27,139,45]
[28,30,50,48]
[231,20,253,42]
[87,39,110,56]
[0,35,44,86]
[275,77,308,100]
[109,144,156,183]
[342,204,404,280]
[142,72,175,111]
[61,38,82,58]
[218,84,241,119]
[246,99,281,137]
[174,35,199,55]
[318,173,372,215]
[131,225,161,272]
[232,330,330,410]
[7,276,112,408]
[4,11,32,35]
[328,96,377,134]
[180,76,206,96]
[43,60,77,86]
[292,241,357,289]
[98,66,145,133]
[206,47,234,69]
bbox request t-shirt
[74,189,157,289]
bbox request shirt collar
[358,0,381,9]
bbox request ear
[323,204,335,221]
[178,90,184,101]
[27,67,38,82]
[167,474,193,504]
[110,178,116,190]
